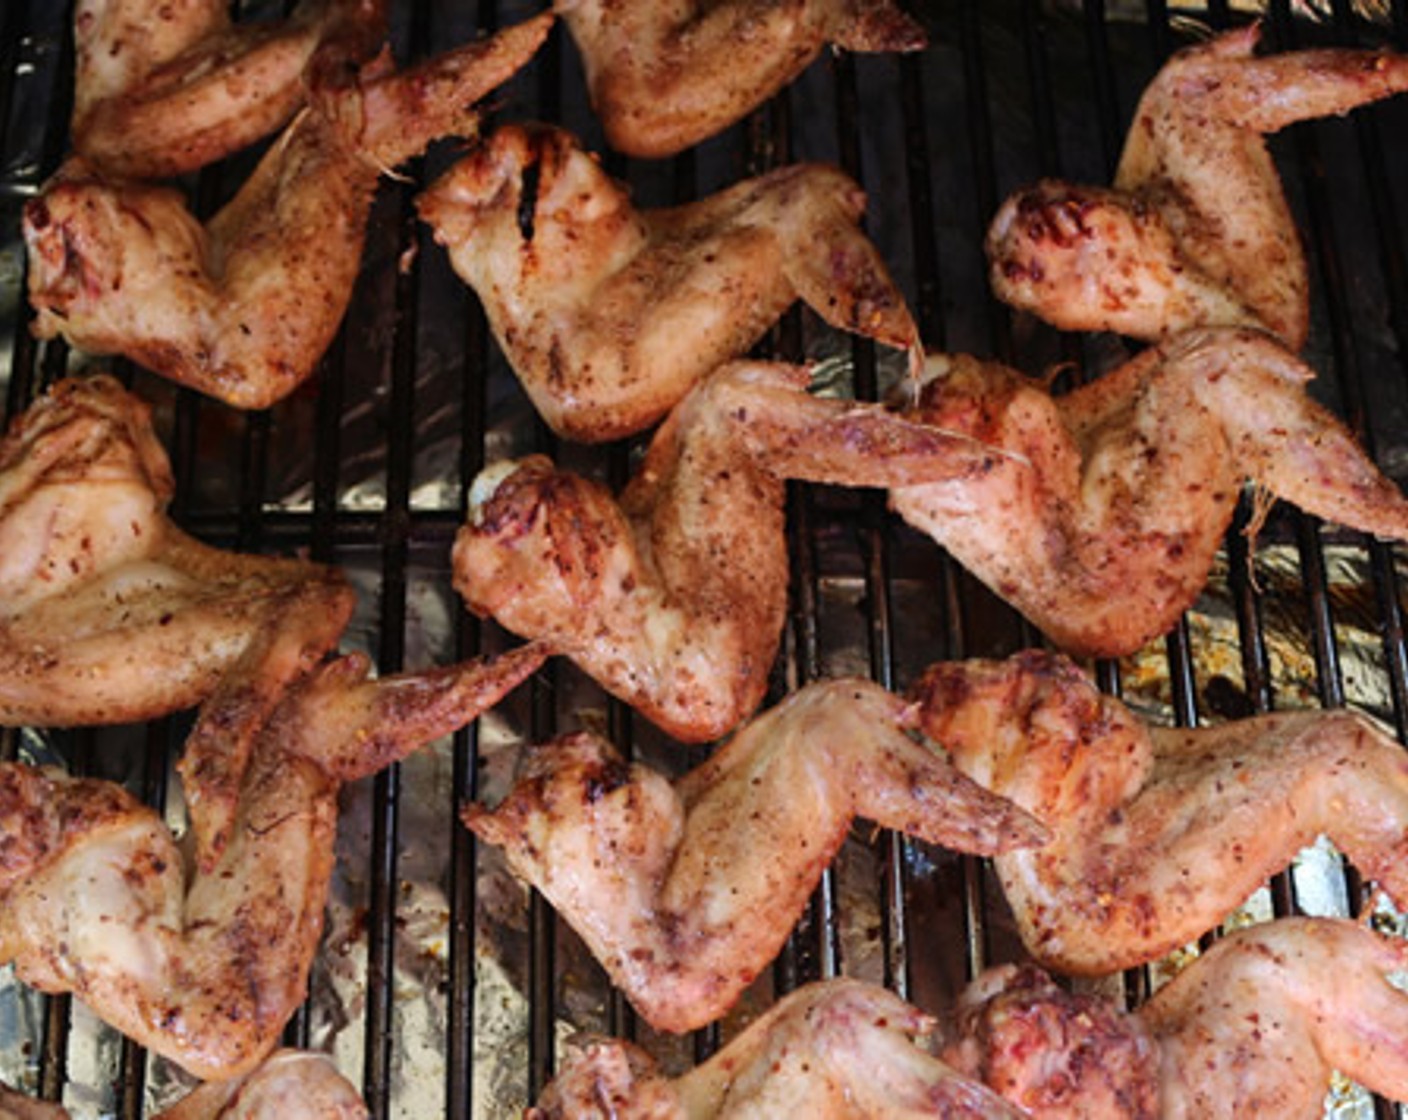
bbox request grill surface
[3,1,1408,1117]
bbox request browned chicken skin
[0,642,544,1081]
[453,360,1002,741]
[24,14,553,410]
[910,650,1408,976]
[557,0,926,158]
[71,0,388,179]
[0,375,353,729]
[464,678,1044,1033]
[947,918,1408,1119]
[889,328,1408,658]
[418,123,919,441]
[530,979,1025,1118]
[986,24,1408,350]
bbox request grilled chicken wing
[454,360,1001,740]
[947,918,1408,1120]
[153,1049,367,1119]
[530,979,1024,1119]
[986,25,1408,349]
[24,14,553,410]
[72,0,387,179]
[0,642,544,1081]
[0,374,353,728]
[0,1088,65,1120]
[417,123,919,441]
[889,328,1408,657]
[909,649,1408,975]
[557,0,925,158]
[464,678,1044,1033]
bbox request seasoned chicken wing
[0,374,352,728]
[0,1087,65,1120]
[889,328,1408,657]
[418,123,919,441]
[530,979,1024,1119]
[153,1049,367,1119]
[464,678,1044,1033]
[454,360,1001,740]
[987,25,1408,349]
[72,0,387,179]
[910,649,1408,975]
[0,642,544,1081]
[558,0,925,158]
[947,918,1408,1120]
[24,13,553,410]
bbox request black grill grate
[2,1,1408,1117]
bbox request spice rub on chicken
[24,13,553,410]
[889,328,1408,658]
[0,642,544,1081]
[464,678,1044,1034]
[0,374,353,728]
[418,123,920,442]
[910,650,1408,976]
[453,360,1001,741]
[986,24,1408,350]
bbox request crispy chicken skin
[417,123,919,441]
[948,918,1408,1119]
[24,14,553,410]
[0,375,353,728]
[889,328,1408,658]
[453,360,1002,741]
[557,0,925,158]
[987,24,1408,350]
[71,0,387,180]
[464,679,1044,1033]
[529,979,1025,1119]
[910,650,1408,976]
[0,642,545,1081]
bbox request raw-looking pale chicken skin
[453,360,1004,741]
[419,122,921,441]
[947,918,1408,1119]
[0,641,544,1081]
[71,0,387,179]
[987,24,1408,349]
[889,328,1408,657]
[556,0,925,158]
[23,13,553,410]
[0,375,353,728]
[464,679,1044,1033]
[910,650,1408,975]
[529,979,1026,1119]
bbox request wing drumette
[0,374,352,728]
[464,678,1044,1033]
[986,24,1408,349]
[417,123,919,442]
[910,650,1408,975]
[556,0,925,158]
[24,13,553,410]
[453,360,1001,741]
[0,642,545,1081]
[889,328,1408,658]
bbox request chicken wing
[464,677,1044,1033]
[0,374,353,728]
[71,0,387,179]
[558,0,925,158]
[909,649,1408,975]
[946,918,1408,1120]
[0,642,545,1081]
[986,25,1408,349]
[453,360,1002,740]
[530,979,1024,1119]
[24,13,553,410]
[417,123,919,441]
[153,1049,367,1119]
[0,1088,65,1120]
[888,327,1408,658]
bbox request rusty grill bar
[3,0,1408,1116]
